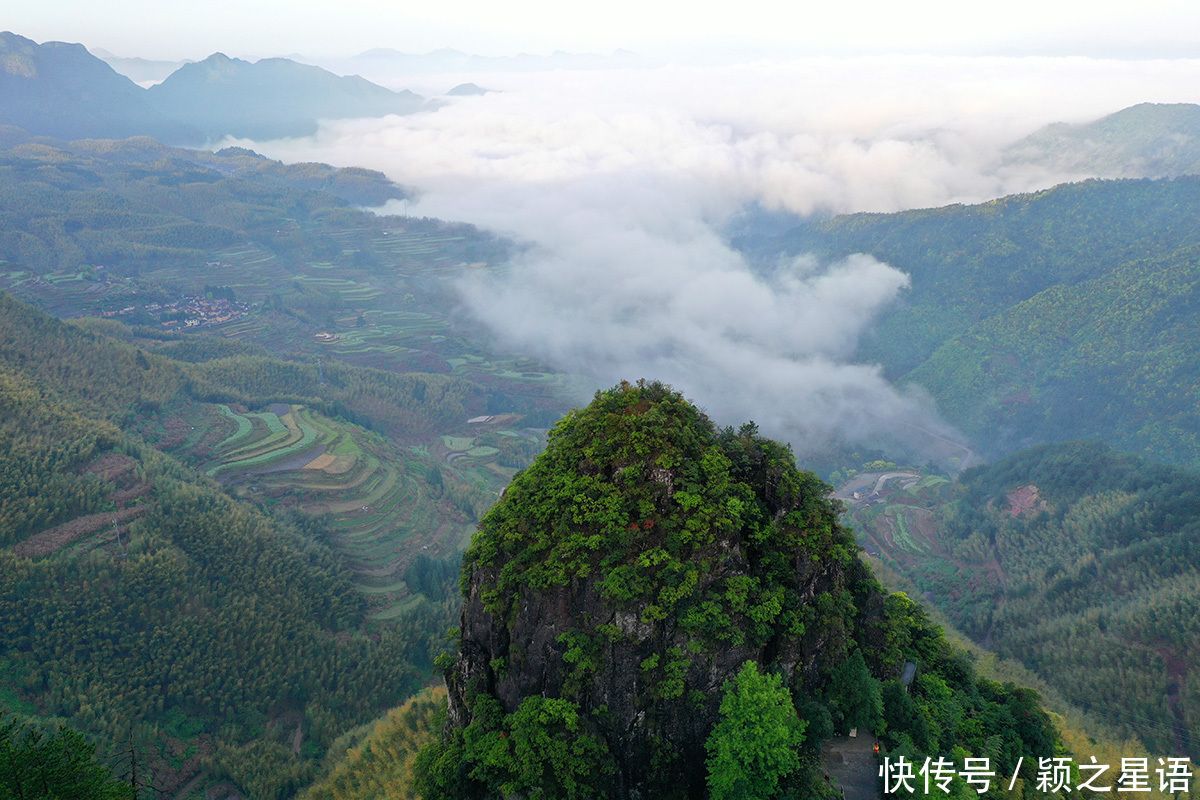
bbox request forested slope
[1005,103,1200,179]
[0,133,565,800]
[847,441,1200,758]
[416,382,1063,800]
[0,291,497,798]
[755,177,1200,466]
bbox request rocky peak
[425,380,884,799]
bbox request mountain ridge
[0,32,425,144]
[1006,102,1200,179]
[146,52,425,140]
[0,31,200,143]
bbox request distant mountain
[1006,102,1200,179]
[146,53,425,140]
[90,47,190,85]
[0,31,200,143]
[0,34,430,144]
[44,136,411,206]
[446,82,489,96]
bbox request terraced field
[3,198,576,614]
[197,402,482,619]
[880,505,933,555]
[5,213,577,423]
[839,471,952,565]
[0,268,142,318]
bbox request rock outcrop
[416,381,1059,800]
[430,381,884,799]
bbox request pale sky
[7,0,1200,61]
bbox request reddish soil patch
[11,505,146,558]
[1004,484,1044,517]
[908,507,939,549]
[80,452,137,480]
[14,452,154,558]
[112,482,152,506]
[159,416,192,450]
[874,515,897,550]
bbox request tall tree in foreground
[705,661,806,800]
[0,716,131,800]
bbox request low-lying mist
[233,55,1200,461]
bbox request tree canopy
[704,661,806,800]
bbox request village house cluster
[102,295,251,329]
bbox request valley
[841,444,1200,761]
[3,26,1200,798]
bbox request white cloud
[235,55,1200,459]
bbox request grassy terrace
[3,201,570,616]
[191,402,487,619]
[4,216,574,417]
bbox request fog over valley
[232,55,1200,459]
[8,5,1200,795]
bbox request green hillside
[845,441,1200,758]
[907,243,1200,463]
[1006,103,1200,179]
[0,290,547,798]
[759,176,1200,467]
[418,382,1063,800]
[0,134,571,422]
[0,342,419,799]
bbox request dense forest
[0,714,136,799]
[750,177,1200,467]
[0,132,574,798]
[0,290,535,797]
[848,441,1200,759]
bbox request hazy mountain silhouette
[1006,102,1200,178]
[446,82,490,96]
[146,53,425,141]
[0,31,200,143]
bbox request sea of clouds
[230,55,1200,460]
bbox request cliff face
[434,381,884,799]
[451,536,869,799]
